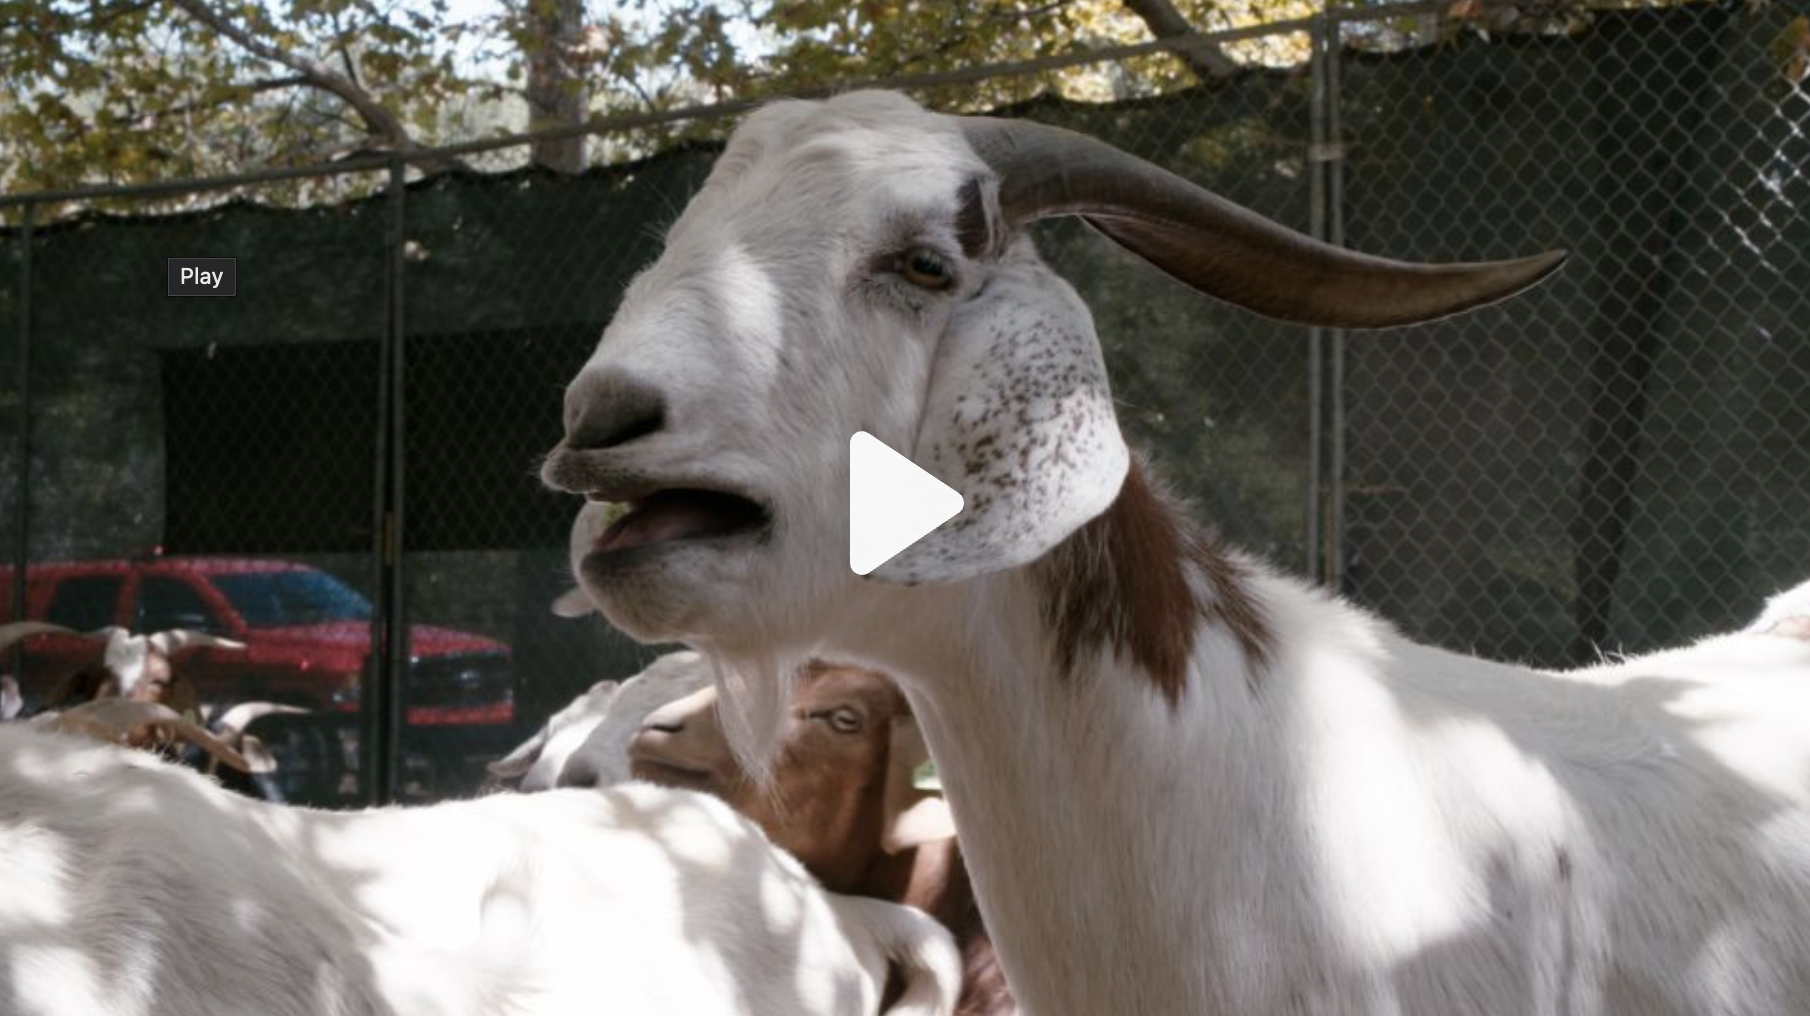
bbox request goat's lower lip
[629,758,716,790]
[590,488,769,557]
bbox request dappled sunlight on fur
[0,723,959,1015]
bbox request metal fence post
[363,157,409,805]
[1324,14,1349,594]
[1306,16,1328,581]
[385,156,411,803]
[9,203,33,671]
[1307,9,1350,588]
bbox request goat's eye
[899,247,954,290]
[823,707,863,734]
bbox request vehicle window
[44,575,123,631]
[137,576,223,633]
[213,570,372,628]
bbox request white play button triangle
[849,431,964,576]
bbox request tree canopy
[1,0,1322,194]
[3,0,471,189]
[7,0,1760,195]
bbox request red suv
[1,557,513,727]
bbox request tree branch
[328,7,364,88]
[86,0,160,29]
[250,73,311,91]
[131,75,309,127]
[1118,0,1239,82]
[338,42,364,88]
[167,0,470,172]
[167,0,413,149]
[984,0,1074,23]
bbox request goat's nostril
[564,371,668,451]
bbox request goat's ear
[869,259,1129,584]
[101,629,150,693]
[551,587,595,618]
[879,717,957,853]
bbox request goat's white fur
[0,722,960,1016]
[549,91,1810,1015]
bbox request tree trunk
[1119,0,1237,82]
[524,0,588,174]
[1567,7,1730,662]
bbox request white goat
[516,650,1009,1015]
[0,721,959,1016]
[541,90,1810,1015]
[486,676,622,789]
[0,620,245,709]
[487,649,712,790]
[97,625,247,700]
[2,621,252,772]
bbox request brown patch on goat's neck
[1034,462,1274,703]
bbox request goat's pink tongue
[595,491,762,553]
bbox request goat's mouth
[585,487,770,558]
[628,756,718,792]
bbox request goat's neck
[836,465,1810,1016]
[847,466,1312,1014]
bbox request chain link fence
[3,0,1806,804]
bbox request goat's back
[1,724,390,1016]
[1,725,958,1015]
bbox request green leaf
[912,760,941,792]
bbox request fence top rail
[0,0,1595,211]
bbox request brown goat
[627,663,1014,1016]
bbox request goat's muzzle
[562,369,669,453]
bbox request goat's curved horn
[164,715,254,773]
[39,699,255,772]
[0,621,78,653]
[959,117,1566,330]
[146,629,248,655]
